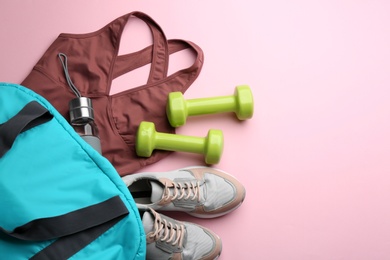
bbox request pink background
[2,1,390,259]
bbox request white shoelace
[148,209,185,248]
[162,181,201,202]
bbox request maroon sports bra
[21,11,204,176]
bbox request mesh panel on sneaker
[181,222,217,260]
[202,173,235,211]
[141,208,222,260]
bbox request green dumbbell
[136,121,224,164]
[166,85,254,127]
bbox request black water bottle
[69,97,102,154]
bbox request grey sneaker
[141,208,222,260]
[122,166,245,218]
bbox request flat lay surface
[1,1,390,259]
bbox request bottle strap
[58,53,82,98]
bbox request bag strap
[0,101,53,158]
[30,214,125,260]
[1,195,129,259]
[0,195,128,241]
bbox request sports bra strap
[112,39,203,80]
[117,12,169,85]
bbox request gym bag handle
[1,196,129,260]
[0,101,53,158]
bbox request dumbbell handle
[167,85,253,127]
[137,121,223,164]
[155,132,207,154]
[186,96,236,116]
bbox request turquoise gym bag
[0,83,146,259]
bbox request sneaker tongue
[150,180,164,203]
[142,211,155,234]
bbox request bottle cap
[69,97,94,124]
